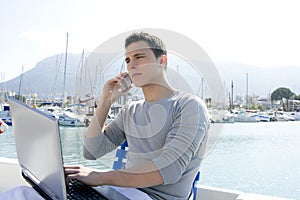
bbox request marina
[1,0,300,199]
[0,121,299,199]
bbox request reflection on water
[1,121,299,199]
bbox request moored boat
[256,111,277,122]
[0,103,12,125]
[275,111,295,121]
[233,110,259,122]
[58,112,88,127]
[0,118,9,133]
[287,111,300,121]
[0,117,12,126]
[209,109,235,123]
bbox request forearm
[86,95,112,138]
[86,74,127,138]
[103,170,162,188]
[65,162,163,188]
[100,162,163,188]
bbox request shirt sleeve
[152,96,210,184]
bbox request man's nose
[127,60,137,70]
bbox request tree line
[271,87,300,101]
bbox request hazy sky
[1,0,300,81]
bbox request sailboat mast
[63,32,69,106]
[17,65,24,100]
[231,80,234,111]
[201,77,204,99]
[246,73,248,109]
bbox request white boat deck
[0,157,292,200]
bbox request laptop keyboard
[67,179,108,200]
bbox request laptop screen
[9,97,67,199]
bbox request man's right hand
[103,72,131,103]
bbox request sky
[1,0,300,82]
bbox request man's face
[125,41,163,87]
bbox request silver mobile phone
[120,73,132,92]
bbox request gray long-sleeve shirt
[84,91,210,199]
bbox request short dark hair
[125,32,167,58]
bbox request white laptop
[8,97,129,200]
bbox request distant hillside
[215,62,300,97]
[4,53,81,98]
[3,53,300,99]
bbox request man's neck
[142,83,175,102]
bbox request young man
[65,32,210,199]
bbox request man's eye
[136,55,145,59]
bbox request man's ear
[160,55,167,67]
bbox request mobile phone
[120,73,132,92]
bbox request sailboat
[56,34,90,127]
[0,73,12,126]
[231,73,259,122]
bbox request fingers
[112,72,129,83]
[64,166,83,181]
[119,72,128,78]
[106,74,125,90]
[64,165,81,169]
[103,72,131,101]
[64,165,101,186]
[109,73,131,92]
[65,173,80,185]
[64,166,81,174]
[64,166,83,185]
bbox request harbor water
[0,121,299,199]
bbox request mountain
[215,62,300,97]
[3,53,300,99]
[4,53,82,98]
